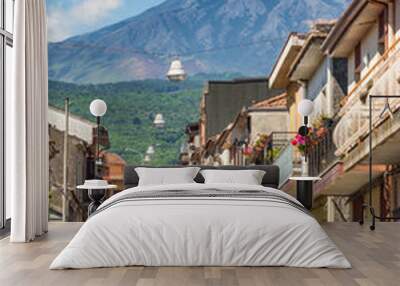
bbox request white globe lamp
[298,99,314,117]
[90,99,107,117]
[297,99,314,136]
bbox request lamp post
[90,99,107,179]
[297,99,314,176]
[297,99,314,134]
[289,99,319,211]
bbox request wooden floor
[0,222,399,286]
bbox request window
[247,116,251,135]
[354,42,361,83]
[1,0,14,231]
[378,7,388,55]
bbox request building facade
[201,77,283,142]
[320,0,400,221]
[48,106,124,221]
[187,0,400,223]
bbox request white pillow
[135,167,201,186]
[200,169,266,185]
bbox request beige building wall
[347,1,400,93]
[249,110,289,144]
[287,83,302,133]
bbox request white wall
[48,106,96,145]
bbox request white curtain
[7,0,49,242]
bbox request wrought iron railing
[307,126,337,177]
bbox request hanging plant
[245,133,269,164]
[311,114,334,140]
[252,134,269,152]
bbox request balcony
[308,126,337,177]
[333,38,400,164]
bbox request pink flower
[297,137,305,145]
[243,146,253,155]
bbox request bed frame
[124,165,280,189]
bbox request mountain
[49,0,350,84]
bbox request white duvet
[50,183,351,269]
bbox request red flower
[291,139,298,146]
[243,146,253,156]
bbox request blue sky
[46,0,165,42]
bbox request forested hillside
[48,79,204,165]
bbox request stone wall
[249,110,289,144]
[49,126,93,221]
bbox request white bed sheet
[50,183,351,269]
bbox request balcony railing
[339,37,400,109]
[308,126,337,176]
[273,144,295,187]
[334,38,400,155]
[265,131,297,164]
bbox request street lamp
[296,99,315,175]
[90,99,107,178]
[166,59,187,82]
[297,99,314,136]
[153,113,165,129]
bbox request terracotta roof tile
[250,93,288,109]
[102,152,127,165]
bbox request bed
[50,165,351,269]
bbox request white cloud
[47,0,122,42]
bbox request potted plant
[250,134,269,164]
[291,130,316,176]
